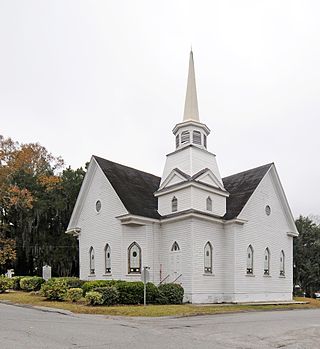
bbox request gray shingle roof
[94,155,272,221]
[93,156,161,219]
[222,163,273,220]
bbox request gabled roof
[93,156,161,219]
[94,155,272,221]
[222,163,273,220]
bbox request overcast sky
[1,1,319,218]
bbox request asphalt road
[1,303,320,349]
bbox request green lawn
[0,291,318,317]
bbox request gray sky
[1,0,319,218]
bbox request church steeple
[172,51,210,151]
[183,50,200,122]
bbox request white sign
[5,269,14,278]
[42,265,52,281]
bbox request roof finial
[183,50,199,122]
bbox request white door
[169,242,182,282]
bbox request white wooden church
[66,52,298,303]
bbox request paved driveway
[1,303,320,348]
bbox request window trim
[172,196,178,212]
[104,243,111,274]
[280,250,285,276]
[206,196,212,211]
[264,247,270,275]
[89,246,95,275]
[246,245,254,275]
[128,242,142,274]
[204,241,213,274]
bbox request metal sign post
[141,266,150,306]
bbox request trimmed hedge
[82,280,119,294]
[40,279,67,301]
[85,291,103,305]
[0,276,13,293]
[11,276,23,290]
[94,286,119,306]
[158,283,184,304]
[117,281,144,305]
[66,288,83,302]
[20,276,45,292]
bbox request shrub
[20,276,45,292]
[0,276,13,293]
[146,282,160,304]
[82,280,119,294]
[11,276,23,290]
[66,288,83,302]
[117,281,144,305]
[94,286,119,306]
[85,291,103,306]
[55,277,84,289]
[40,279,67,301]
[158,284,184,304]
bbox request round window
[265,205,271,216]
[132,251,137,257]
[96,200,101,212]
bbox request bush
[20,276,45,292]
[11,276,23,290]
[0,276,13,293]
[146,282,160,304]
[85,291,103,306]
[55,277,84,289]
[158,284,184,304]
[82,280,119,294]
[66,288,83,302]
[40,279,67,301]
[94,286,119,306]
[117,281,144,305]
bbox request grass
[0,291,319,317]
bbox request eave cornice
[155,180,229,198]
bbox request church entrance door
[169,241,182,282]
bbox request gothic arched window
[280,250,285,276]
[172,196,178,212]
[171,241,180,251]
[204,242,213,273]
[264,248,270,275]
[105,244,111,274]
[128,242,141,274]
[206,196,212,211]
[247,245,254,274]
[89,247,95,275]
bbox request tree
[294,216,320,296]
[0,135,85,276]
[0,232,16,266]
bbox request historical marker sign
[42,265,52,281]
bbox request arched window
[105,244,111,274]
[171,241,180,251]
[172,196,178,212]
[280,250,285,276]
[247,245,253,274]
[264,248,270,275]
[175,134,179,148]
[206,196,212,211]
[181,131,190,144]
[204,242,213,273]
[193,131,201,145]
[128,242,141,274]
[89,247,95,275]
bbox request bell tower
[155,51,229,217]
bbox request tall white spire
[183,50,199,122]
